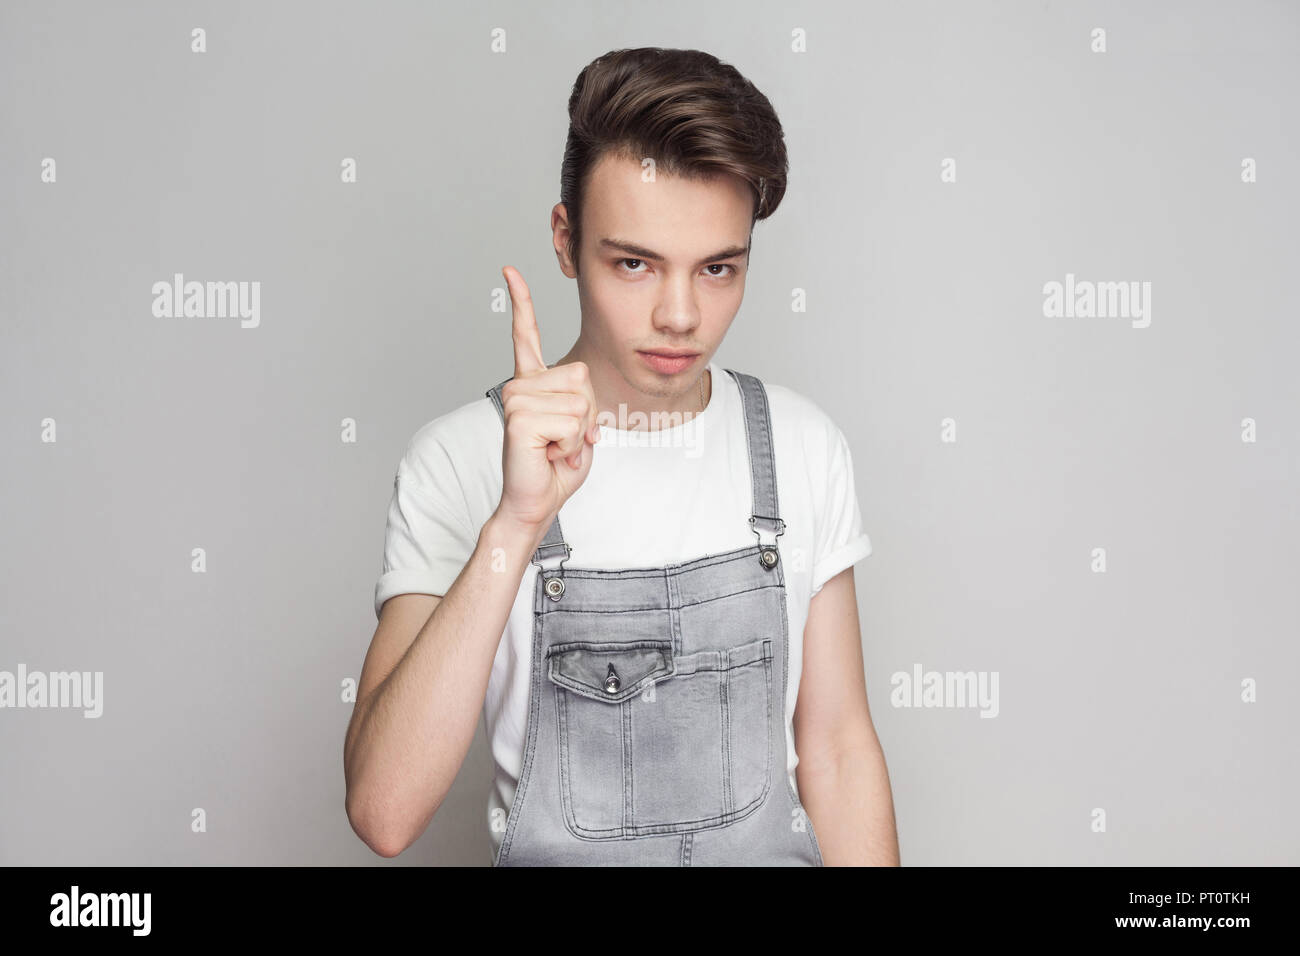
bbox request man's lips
[637,350,700,374]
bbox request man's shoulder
[408,392,500,447]
[748,374,847,453]
[399,393,500,487]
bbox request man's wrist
[482,509,550,563]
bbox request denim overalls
[485,368,824,866]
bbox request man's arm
[793,566,900,865]
[343,511,547,858]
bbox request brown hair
[559,47,789,273]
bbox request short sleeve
[810,423,872,597]
[373,447,478,619]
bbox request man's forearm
[344,511,545,857]
[797,743,901,866]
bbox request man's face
[554,151,753,404]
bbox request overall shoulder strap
[723,369,785,567]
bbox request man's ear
[551,203,578,278]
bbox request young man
[344,47,899,866]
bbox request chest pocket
[545,637,774,840]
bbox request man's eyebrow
[598,237,750,264]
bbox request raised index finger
[504,265,546,379]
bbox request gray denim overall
[485,368,824,866]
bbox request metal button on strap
[544,575,565,599]
[760,547,779,569]
[604,663,620,694]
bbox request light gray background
[1,0,1296,865]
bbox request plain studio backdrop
[1,0,1296,865]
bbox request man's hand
[495,265,601,535]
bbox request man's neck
[553,344,712,432]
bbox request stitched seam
[556,686,572,834]
[546,639,673,653]
[775,557,821,865]
[622,699,632,836]
[537,577,783,618]
[498,609,544,866]
[562,788,769,838]
[756,378,780,519]
[545,544,760,580]
[720,661,731,818]
[678,582,784,611]
[671,656,771,675]
[740,373,760,522]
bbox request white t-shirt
[373,360,873,861]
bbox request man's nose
[650,277,702,333]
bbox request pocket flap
[546,640,675,703]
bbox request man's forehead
[584,153,753,254]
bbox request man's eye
[616,259,735,278]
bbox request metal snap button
[544,576,565,599]
[760,547,779,569]
[604,664,620,693]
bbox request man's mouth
[637,350,700,375]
